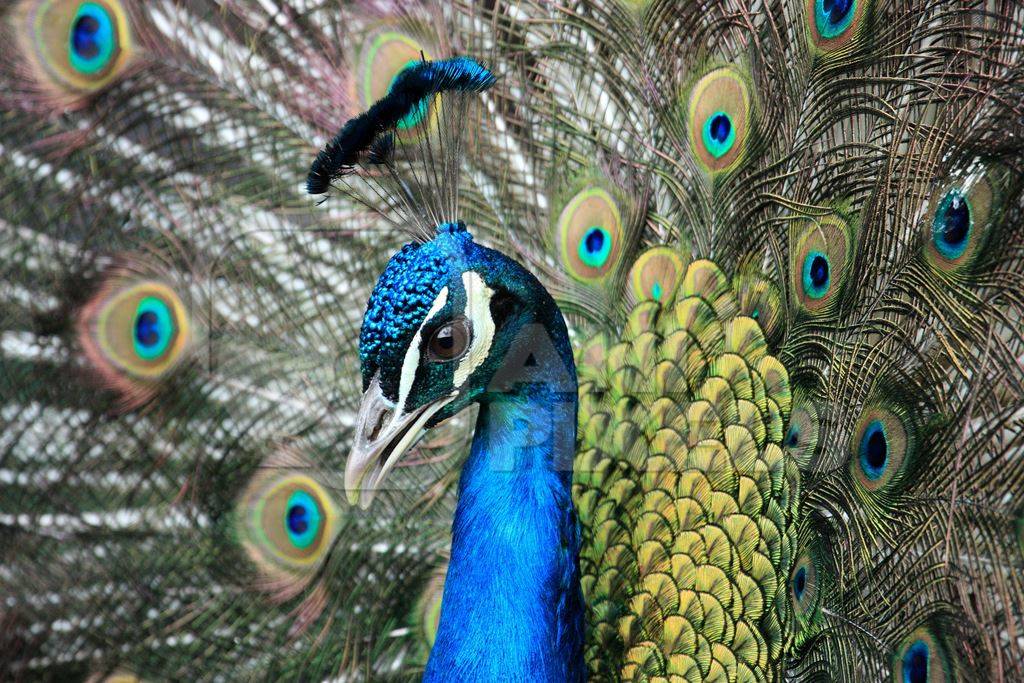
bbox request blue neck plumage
[424,321,583,682]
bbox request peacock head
[346,221,574,508]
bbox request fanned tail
[2,0,1024,680]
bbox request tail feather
[2,0,1024,679]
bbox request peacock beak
[346,375,455,509]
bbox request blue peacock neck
[424,317,584,682]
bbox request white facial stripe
[396,286,449,412]
[454,271,495,388]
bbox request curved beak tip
[344,377,455,509]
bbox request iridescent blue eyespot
[132,297,174,360]
[69,3,117,75]
[785,424,801,448]
[801,251,831,300]
[578,226,613,268]
[932,189,972,260]
[815,0,856,39]
[902,640,929,683]
[285,490,322,550]
[792,565,807,602]
[858,419,888,480]
[702,111,736,159]
[789,550,820,625]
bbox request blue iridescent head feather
[359,225,468,397]
[358,221,575,423]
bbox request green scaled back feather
[3,0,1024,680]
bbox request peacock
[2,0,1024,681]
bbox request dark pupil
[710,114,731,143]
[584,229,605,254]
[823,0,854,24]
[287,504,309,535]
[72,16,102,60]
[905,644,928,683]
[135,311,160,348]
[941,195,970,246]
[810,255,829,288]
[793,566,807,600]
[786,426,800,448]
[429,321,468,361]
[866,428,887,470]
[435,327,455,351]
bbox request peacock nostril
[367,406,391,442]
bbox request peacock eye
[686,66,752,175]
[815,0,857,39]
[556,185,625,282]
[426,318,470,362]
[806,0,868,53]
[702,111,735,159]
[69,2,117,75]
[790,213,854,315]
[923,172,999,275]
[801,251,831,300]
[902,640,930,682]
[79,278,189,381]
[236,461,341,594]
[132,296,175,360]
[858,419,888,480]
[892,627,950,683]
[789,546,824,637]
[850,404,912,493]
[18,0,133,97]
[931,189,972,260]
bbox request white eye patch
[454,271,495,388]
[397,286,449,411]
